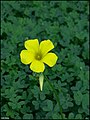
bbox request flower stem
[46,77,64,119]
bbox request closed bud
[39,73,44,91]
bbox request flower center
[35,53,42,60]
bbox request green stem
[46,77,64,119]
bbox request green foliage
[1,1,89,119]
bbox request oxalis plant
[20,39,64,119]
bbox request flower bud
[39,73,44,91]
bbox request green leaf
[52,113,61,119]
[75,114,82,119]
[82,93,89,115]
[42,100,53,111]
[74,91,83,105]
[23,114,33,119]
[68,113,74,119]
[32,101,39,110]
[40,92,46,100]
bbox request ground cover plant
[1,1,89,119]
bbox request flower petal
[24,39,39,52]
[20,50,34,64]
[42,53,58,67]
[40,40,54,56]
[30,60,45,73]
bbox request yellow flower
[20,39,58,73]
